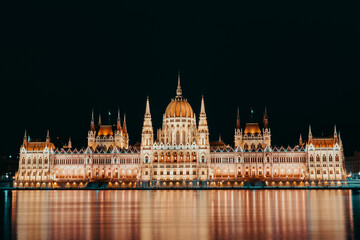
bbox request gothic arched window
[176,131,180,145]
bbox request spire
[123,113,127,135]
[90,109,95,132]
[308,125,313,142]
[263,106,269,128]
[68,137,72,149]
[200,95,206,115]
[46,129,50,144]
[236,107,240,129]
[219,134,222,142]
[117,108,121,131]
[23,129,27,147]
[145,96,151,116]
[98,113,102,126]
[299,134,303,146]
[176,70,182,97]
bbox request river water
[0,190,359,240]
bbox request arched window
[173,152,177,162]
[316,155,320,162]
[322,155,326,161]
[201,155,205,163]
[144,156,149,163]
[176,131,180,145]
[22,158,25,164]
[329,155,333,161]
[335,155,339,161]
[33,158,36,164]
[310,155,314,162]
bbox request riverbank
[2,180,360,190]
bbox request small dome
[244,123,261,134]
[97,125,113,136]
[165,99,194,118]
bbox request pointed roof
[236,107,240,129]
[98,113,102,126]
[145,96,151,116]
[123,113,127,135]
[263,106,269,128]
[117,108,122,131]
[90,109,95,131]
[176,70,182,97]
[200,95,206,114]
[46,129,50,144]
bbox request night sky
[0,2,359,156]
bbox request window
[322,155,326,161]
[310,155,314,162]
[335,155,339,161]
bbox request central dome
[164,71,194,118]
[165,99,194,118]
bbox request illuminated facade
[14,73,347,187]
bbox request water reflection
[0,190,357,240]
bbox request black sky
[0,1,359,156]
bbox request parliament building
[14,73,347,188]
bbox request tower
[122,113,129,149]
[198,95,210,150]
[115,109,123,147]
[88,110,96,148]
[234,107,242,148]
[141,96,154,163]
[263,107,271,147]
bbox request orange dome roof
[97,125,113,136]
[244,123,261,134]
[165,99,194,118]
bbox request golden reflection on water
[9,190,355,240]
